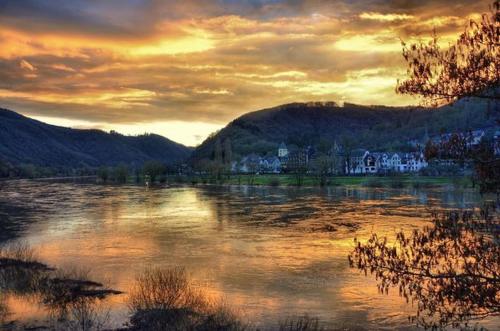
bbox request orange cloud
[0,0,491,145]
[359,12,414,22]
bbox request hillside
[0,108,192,168]
[192,98,499,161]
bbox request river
[0,179,497,330]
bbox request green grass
[164,174,471,189]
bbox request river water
[0,179,496,330]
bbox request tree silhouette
[473,139,500,198]
[397,1,499,106]
[348,207,499,329]
[142,160,166,183]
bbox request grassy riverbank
[20,173,472,190]
[166,174,472,189]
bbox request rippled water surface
[0,179,496,329]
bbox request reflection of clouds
[0,181,486,328]
[0,1,490,144]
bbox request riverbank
[167,174,472,189]
[8,173,472,190]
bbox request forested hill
[191,98,499,161]
[0,108,192,168]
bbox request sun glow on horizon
[29,115,223,147]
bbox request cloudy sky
[0,0,490,145]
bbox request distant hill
[0,108,192,168]
[191,99,499,162]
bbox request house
[387,153,403,171]
[285,150,309,172]
[432,130,486,148]
[239,154,261,173]
[407,152,428,172]
[466,130,486,147]
[278,142,289,158]
[345,150,428,175]
[346,150,369,174]
[363,153,378,174]
[305,145,316,163]
[260,156,281,173]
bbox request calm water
[0,179,497,330]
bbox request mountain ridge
[0,108,192,168]
[191,98,499,162]
[1,97,498,169]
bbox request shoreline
[1,174,473,190]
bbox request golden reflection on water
[0,181,490,329]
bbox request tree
[329,141,343,175]
[212,139,224,181]
[340,136,355,175]
[472,139,500,199]
[97,166,109,182]
[0,160,12,178]
[349,207,499,329]
[142,161,166,183]
[112,164,128,183]
[245,157,260,185]
[441,133,468,165]
[424,140,438,161]
[223,138,232,177]
[214,139,223,164]
[397,0,499,106]
[311,154,332,186]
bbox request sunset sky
[0,0,490,146]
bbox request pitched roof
[351,149,368,157]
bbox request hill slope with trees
[191,99,499,162]
[0,108,192,168]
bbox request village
[231,128,499,176]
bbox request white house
[346,150,370,174]
[346,151,428,175]
[261,156,281,173]
[278,142,289,158]
[407,152,428,172]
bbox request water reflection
[0,242,120,329]
[0,180,497,329]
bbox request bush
[128,267,246,331]
[0,243,117,330]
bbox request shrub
[0,244,118,330]
[128,267,246,331]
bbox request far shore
[1,174,474,190]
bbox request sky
[0,0,491,146]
